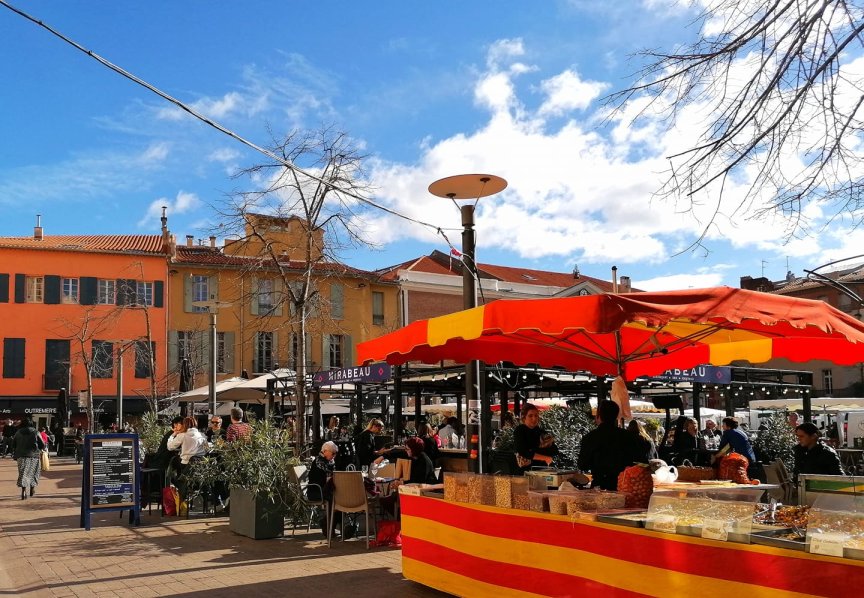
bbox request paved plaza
[0,456,445,597]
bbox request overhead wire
[0,0,462,243]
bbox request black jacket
[355,429,378,467]
[13,426,45,459]
[794,441,844,481]
[514,424,559,470]
[577,424,640,491]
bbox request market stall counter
[400,493,864,597]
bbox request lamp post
[192,300,233,417]
[428,174,507,473]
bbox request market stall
[400,493,863,597]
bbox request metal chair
[328,471,378,549]
[288,464,326,535]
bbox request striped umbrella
[357,286,864,380]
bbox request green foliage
[190,417,302,513]
[139,411,169,455]
[539,405,596,469]
[751,411,796,473]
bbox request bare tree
[607,0,864,246]
[216,125,377,453]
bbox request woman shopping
[13,417,46,499]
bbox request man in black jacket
[577,400,640,490]
[793,422,843,483]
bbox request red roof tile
[0,235,166,254]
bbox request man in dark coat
[577,400,640,490]
[793,422,844,483]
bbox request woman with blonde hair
[627,419,658,463]
[355,419,386,468]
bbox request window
[97,279,115,305]
[372,291,384,326]
[192,276,209,312]
[257,279,274,313]
[136,281,154,306]
[135,341,155,378]
[44,339,70,390]
[2,338,25,378]
[26,276,43,303]
[177,331,194,365]
[91,340,114,378]
[255,332,274,373]
[331,284,344,319]
[328,334,344,369]
[62,278,79,304]
[822,369,833,395]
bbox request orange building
[0,217,171,429]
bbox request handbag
[40,450,51,472]
[162,486,178,516]
[373,519,402,547]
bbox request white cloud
[538,70,608,115]
[138,191,202,228]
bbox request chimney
[619,275,631,293]
[186,235,194,247]
[209,236,217,248]
[611,265,618,294]
[34,214,43,241]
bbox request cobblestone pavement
[0,455,446,597]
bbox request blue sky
[1,1,860,290]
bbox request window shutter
[208,276,218,301]
[331,284,344,319]
[168,331,178,369]
[223,331,235,373]
[322,334,331,370]
[0,274,8,303]
[250,277,259,315]
[14,274,25,303]
[3,338,25,378]
[80,277,97,305]
[184,275,194,312]
[271,331,279,368]
[252,332,260,373]
[44,275,61,304]
[343,334,353,367]
[274,278,283,317]
[154,280,164,308]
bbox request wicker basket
[675,465,715,483]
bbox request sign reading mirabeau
[313,363,392,386]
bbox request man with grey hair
[309,440,340,536]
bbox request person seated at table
[225,408,252,442]
[627,419,657,463]
[167,416,208,478]
[308,440,339,535]
[793,422,844,484]
[701,419,720,440]
[355,419,387,469]
[671,417,699,465]
[712,416,765,481]
[514,403,558,472]
[324,416,340,441]
[205,416,224,444]
[415,423,440,466]
[381,437,438,517]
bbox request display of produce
[752,504,810,528]
[527,490,548,513]
[646,495,754,539]
[717,452,756,485]
[618,464,654,508]
[468,474,495,505]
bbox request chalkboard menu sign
[90,437,136,507]
[80,433,141,530]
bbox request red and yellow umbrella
[357,286,864,379]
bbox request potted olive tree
[216,418,303,539]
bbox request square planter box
[229,488,285,540]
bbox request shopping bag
[373,519,402,547]
[40,450,51,472]
[162,486,178,516]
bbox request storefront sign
[313,362,392,386]
[653,365,732,384]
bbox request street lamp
[428,174,507,473]
[192,300,233,417]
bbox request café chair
[375,462,396,479]
[288,464,326,535]
[328,471,379,549]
